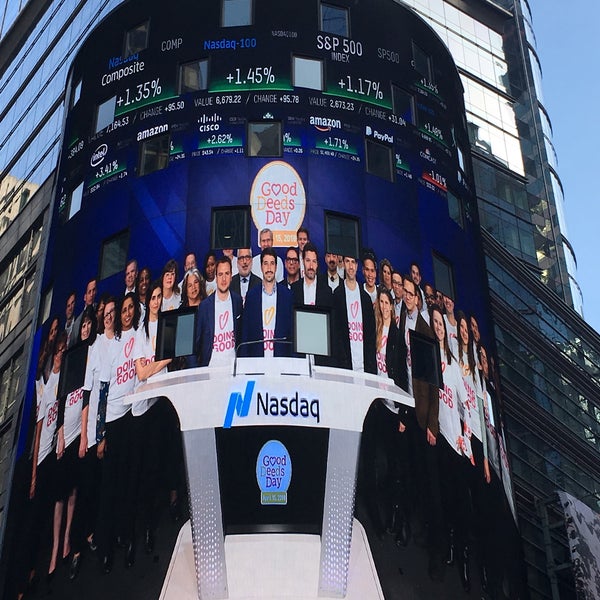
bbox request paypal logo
[224,380,255,428]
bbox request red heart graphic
[219,310,229,330]
[124,336,135,358]
[351,300,359,319]
[271,183,281,196]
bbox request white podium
[127,358,413,599]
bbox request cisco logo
[90,144,108,167]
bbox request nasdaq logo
[223,380,255,428]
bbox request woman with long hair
[95,292,140,572]
[430,305,471,587]
[456,310,490,591]
[378,258,393,293]
[54,306,98,579]
[27,331,68,587]
[360,289,404,540]
[129,280,172,554]
[181,268,206,308]
[161,259,181,311]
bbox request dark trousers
[96,411,133,557]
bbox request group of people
[17,224,507,597]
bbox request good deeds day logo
[256,440,291,505]
[223,380,320,429]
[249,161,306,247]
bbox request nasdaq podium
[126,357,413,599]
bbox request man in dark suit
[397,276,444,581]
[331,255,376,374]
[195,257,243,367]
[291,243,332,308]
[241,247,293,357]
[230,248,261,303]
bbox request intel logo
[90,144,108,167]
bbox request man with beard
[230,248,261,303]
[325,251,342,292]
[242,247,293,357]
[291,243,332,308]
[332,255,376,374]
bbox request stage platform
[160,518,384,599]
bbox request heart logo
[124,336,135,358]
[264,306,275,326]
[270,183,281,196]
[219,310,229,330]
[350,301,359,319]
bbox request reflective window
[432,251,455,299]
[447,190,463,229]
[68,181,84,219]
[138,133,170,176]
[100,229,130,280]
[365,138,394,182]
[95,96,116,133]
[392,85,415,125]
[412,42,432,81]
[178,59,209,94]
[320,3,349,37]
[467,114,524,176]
[222,0,252,27]
[71,78,82,107]
[461,76,519,138]
[247,121,282,157]
[292,56,324,91]
[324,212,360,259]
[529,48,545,104]
[0,349,25,424]
[124,20,149,56]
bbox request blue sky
[530,0,600,333]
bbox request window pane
[100,231,129,280]
[95,96,116,133]
[365,138,394,182]
[412,42,432,81]
[325,213,360,259]
[247,122,281,157]
[222,0,252,27]
[392,85,414,124]
[321,3,349,37]
[432,253,455,299]
[292,56,324,91]
[138,133,170,176]
[179,59,209,94]
[124,21,149,56]
[68,182,84,219]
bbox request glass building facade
[0,1,598,598]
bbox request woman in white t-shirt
[95,292,140,572]
[53,306,97,579]
[430,305,472,581]
[456,310,490,591]
[130,280,172,554]
[361,289,404,540]
[28,331,68,583]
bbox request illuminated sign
[223,380,321,428]
[249,161,306,246]
[256,440,292,505]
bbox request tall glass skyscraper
[0,1,598,598]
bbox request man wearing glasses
[284,246,301,289]
[391,271,404,326]
[230,248,261,302]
